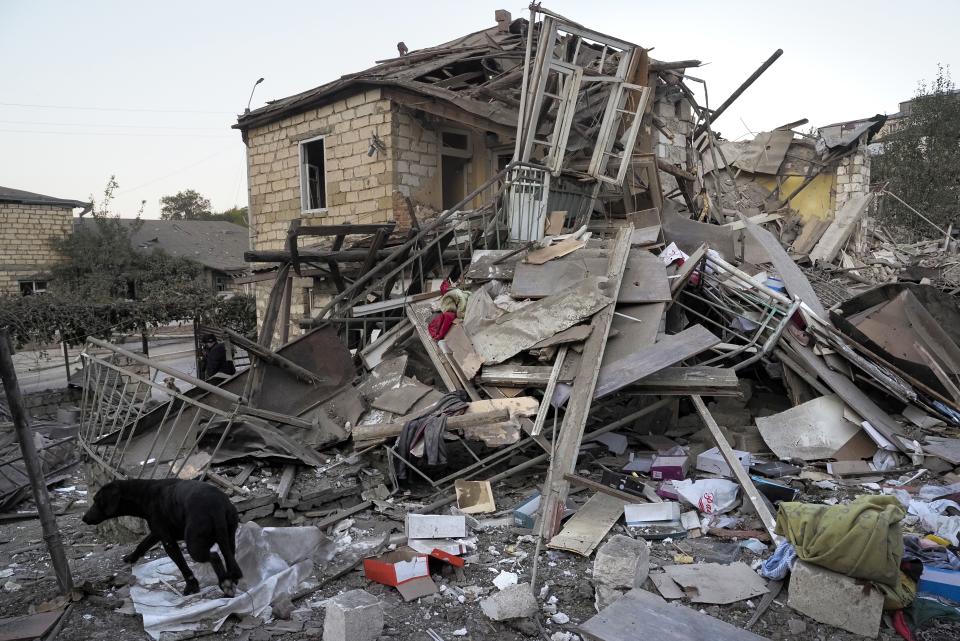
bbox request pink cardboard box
[650,455,688,481]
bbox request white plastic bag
[673,479,740,515]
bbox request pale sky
[1,0,956,218]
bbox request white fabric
[130,522,326,639]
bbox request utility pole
[0,327,74,593]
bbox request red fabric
[891,610,915,641]
[428,311,457,340]
[440,279,452,295]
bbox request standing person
[200,334,235,381]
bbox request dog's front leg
[161,539,200,595]
[123,532,160,565]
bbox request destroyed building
[233,10,694,332]
[0,186,90,295]
[4,5,960,641]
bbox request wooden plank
[525,237,586,265]
[629,366,739,395]
[276,464,297,501]
[546,492,627,556]
[793,216,833,255]
[352,408,509,442]
[631,225,661,246]
[479,364,561,386]
[541,227,632,538]
[553,324,721,406]
[914,342,960,403]
[531,346,567,436]
[563,473,648,504]
[580,588,771,641]
[669,243,707,295]
[472,277,613,364]
[740,214,828,319]
[406,302,459,391]
[722,213,783,231]
[691,395,777,540]
[352,291,440,316]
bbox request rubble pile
[2,5,960,641]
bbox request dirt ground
[6,460,957,641]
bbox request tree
[0,177,256,347]
[160,189,212,220]
[216,206,248,226]
[873,65,960,235]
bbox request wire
[0,119,228,131]
[0,101,233,115]
[115,148,236,194]
[0,128,233,138]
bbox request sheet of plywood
[631,225,661,246]
[663,562,769,604]
[619,250,672,303]
[371,381,432,414]
[472,277,612,364]
[553,324,720,406]
[605,304,664,363]
[511,256,608,298]
[755,395,875,461]
[547,492,627,556]
[545,211,566,235]
[662,211,737,261]
[580,588,770,641]
[525,237,586,265]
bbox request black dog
[82,479,242,596]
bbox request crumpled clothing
[903,535,960,570]
[908,595,960,629]
[775,495,906,587]
[439,288,470,317]
[878,570,918,611]
[394,391,468,480]
[759,541,797,580]
[428,311,457,340]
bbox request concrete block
[480,582,538,621]
[322,589,383,641]
[788,560,883,638]
[593,535,650,589]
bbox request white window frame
[299,134,328,214]
[18,280,48,295]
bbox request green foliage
[873,65,960,234]
[1,177,257,348]
[160,189,212,220]
[159,189,247,226]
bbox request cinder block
[788,560,883,638]
[593,535,650,589]
[322,589,383,641]
[480,582,538,621]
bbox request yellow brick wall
[245,88,395,254]
[0,202,74,295]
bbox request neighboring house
[0,186,90,296]
[78,219,251,293]
[234,10,696,327]
[875,88,960,140]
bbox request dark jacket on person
[202,342,235,379]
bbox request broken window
[18,280,47,296]
[299,136,327,212]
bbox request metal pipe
[0,328,74,593]
[86,337,244,403]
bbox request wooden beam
[540,226,633,538]
[352,409,510,442]
[222,328,327,385]
[691,395,776,539]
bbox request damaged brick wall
[0,202,74,295]
[834,144,871,213]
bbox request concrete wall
[0,202,75,295]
